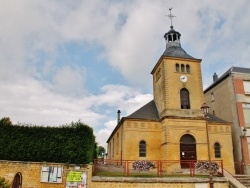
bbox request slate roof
[162,27,195,60]
[230,66,250,74]
[125,100,227,123]
[207,113,228,123]
[163,45,195,59]
[125,100,159,121]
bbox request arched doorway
[180,134,196,168]
[12,172,22,188]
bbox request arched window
[112,138,114,157]
[180,134,196,144]
[117,133,119,154]
[186,65,190,73]
[181,64,185,72]
[139,140,146,157]
[214,143,221,158]
[168,35,172,42]
[173,34,177,41]
[180,88,190,109]
[175,63,180,72]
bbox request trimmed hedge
[0,121,95,164]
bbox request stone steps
[234,175,250,187]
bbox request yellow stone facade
[108,118,234,172]
[152,57,204,118]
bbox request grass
[94,171,211,178]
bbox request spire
[167,8,176,29]
[163,8,194,59]
[164,8,181,46]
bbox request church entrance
[180,134,196,168]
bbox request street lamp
[201,103,214,188]
[242,127,247,137]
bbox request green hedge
[0,121,95,164]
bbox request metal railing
[93,159,224,178]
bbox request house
[107,21,235,173]
[204,67,250,174]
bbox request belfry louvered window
[176,63,180,72]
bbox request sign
[66,171,87,188]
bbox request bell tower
[151,9,204,119]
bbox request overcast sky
[0,0,249,147]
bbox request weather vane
[167,7,176,29]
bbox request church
[106,13,235,173]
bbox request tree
[0,117,12,126]
[97,146,105,158]
[0,177,10,188]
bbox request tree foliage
[0,120,96,164]
[96,146,105,157]
[0,117,12,126]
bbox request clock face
[180,75,188,82]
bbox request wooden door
[180,134,196,168]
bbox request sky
[0,0,250,148]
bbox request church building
[107,14,235,173]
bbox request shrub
[195,161,219,174]
[0,177,10,188]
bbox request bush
[195,161,219,174]
[0,177,10,188]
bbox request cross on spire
[167,8,176,29]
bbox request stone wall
[91,176,229,188]
[0,160,231,188]
[0,160,91,188]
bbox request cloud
[94,91,153,147]
[0,0,250,147]
[51,65,86,96]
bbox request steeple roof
[163,26,195,59]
